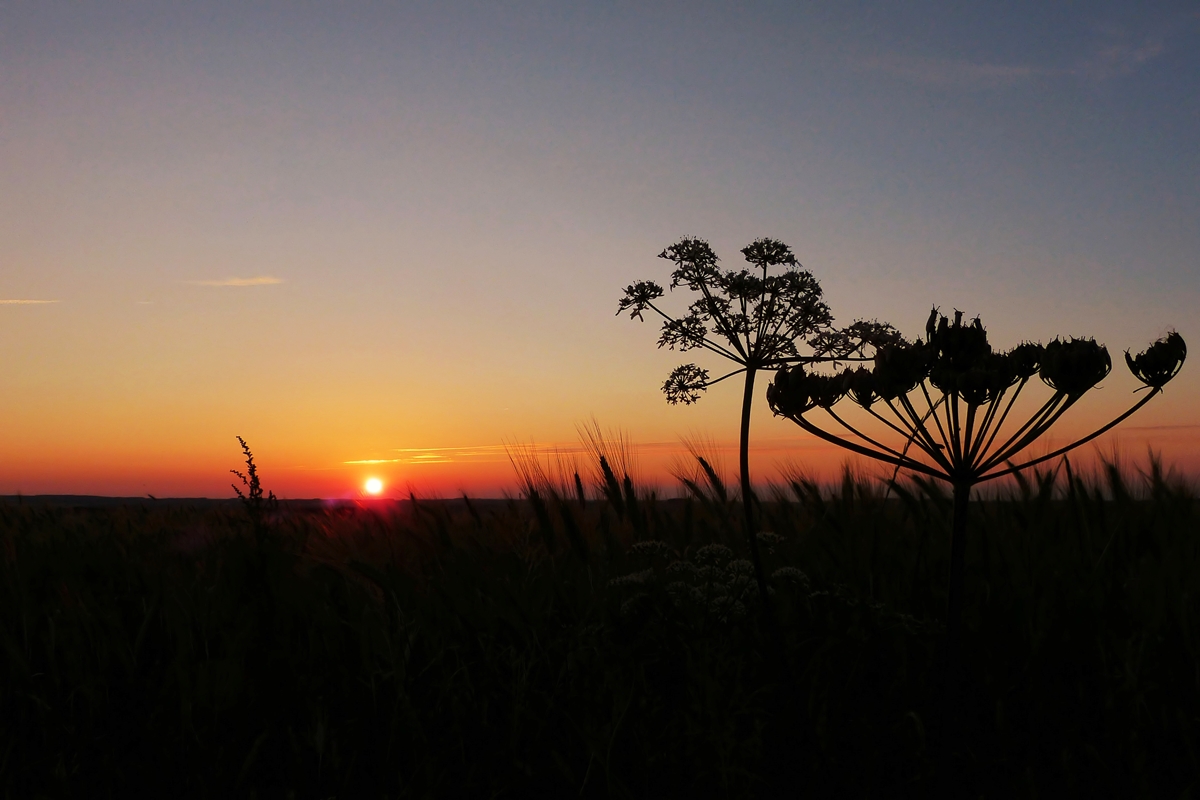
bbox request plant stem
[939,480,971,782]
[946,481,970,656]
[740,367,792,683]
[740,367,770,604]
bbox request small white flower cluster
[628,540,671,559]
[662,545,759,624]
[619,592,654,617]
[608,568,656,588]
[693,543,733,565]
[607,537,942,635]
[803,581,943,636]
[611,541,673,617]
[770,566,811,592]
[609,540,761,623]
[756,531,785,555]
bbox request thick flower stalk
[618,237,901,601]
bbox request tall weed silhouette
[231,435,276,536]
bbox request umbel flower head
[662,363,710,405]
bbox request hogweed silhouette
[618,237,901,600]
[766,308,1186,758]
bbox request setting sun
[364,477,383,495]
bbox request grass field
[1,454,1197,798]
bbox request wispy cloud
[342,438,831,468]
[1121,424,1200,433]
[0,299,59,304]
[346,445,515,466]
[860,31,1173,89]
[1071,38,1166,80]
[187,276,284,287]
[860,54,1040,89]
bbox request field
[1,455,1197,798]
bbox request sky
[1,1,1197,498]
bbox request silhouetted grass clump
[0,455,1197,797]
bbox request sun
[364,477,383,495]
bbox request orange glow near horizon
[0,422,1196,500]
[0,358,1196,500]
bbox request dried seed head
[944,351,1023,407]
[767,366,847,416]
[927,311,993,396]
[768,366,817,416]
[1125,331,1186,388]
[1007,342,1044,379]
[812,371,849,410]
[872,341,932,400]
[846,367,878,409]
[956,366,993,406]
[1040,337,1112,396]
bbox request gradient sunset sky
[2,1,1197,498]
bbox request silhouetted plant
[767,308,1186,760]
[231,435,276,536]
[618,237,901,598]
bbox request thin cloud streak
[1071,39,1167,80]
[1121,424,1200,432]
[860,54,1040,88]
[0,299,59,304]
[341,437,849,467]
[860,35,1172,89]
[187,277,284,287]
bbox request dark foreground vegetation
[1,457,1197,798]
